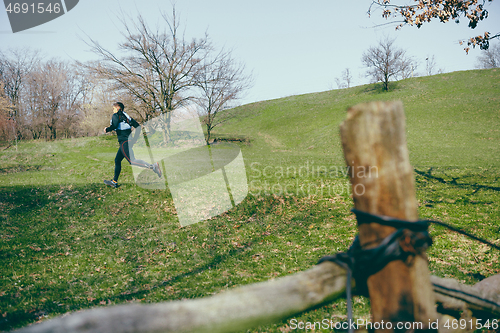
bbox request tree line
[0,49,87,142]
[0,8,252,144]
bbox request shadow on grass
[414,167,500,193]
[0,165,43,174]
[0,183,106,222]
[0,242,262,331]
[362,82,400,94]
[0,182,133,330]
[108,237,261,301]
[0,187,290,331]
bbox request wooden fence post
[339,101,439,331]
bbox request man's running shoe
[104,179,120,188]
[152,162,162,178]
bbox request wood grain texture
[339,101,438,331]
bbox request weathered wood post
[339,101,438,331]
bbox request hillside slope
[217,68,500,168]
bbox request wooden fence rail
[13,101,500,333]
[14,262,346,333]
[13,263,500,333]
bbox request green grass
[1,69,499,332]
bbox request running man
[103,102,162,188]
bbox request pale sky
[1,0,499,105]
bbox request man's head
[113,102,125,113]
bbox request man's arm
[105,114,119,133]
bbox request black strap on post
[318,208,500,332]
[352,208,500,251]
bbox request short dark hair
[113,102,125,111]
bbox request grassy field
[1,69,499,332]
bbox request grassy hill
[1,69,499,332]
[218,68,500,168]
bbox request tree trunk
[160,111,171,145]
[339,101,438,332]
[206,124,211,144]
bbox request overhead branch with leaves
[369,0,499,53]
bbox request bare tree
[335,68,353,89]
[81,7,212,144]
[0,49,89,141]
[361,37,414,91]
[425,55,437,76]
[26,62,61,140]
[475,43,500,69]
[424,55,445,76]
[58,65,87,139]
[25,60,85,140]
[0,82,13,142]
[0,48,41,141]
[399,57,418,79]
[74,67,113,137]
[195,50,252,144]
